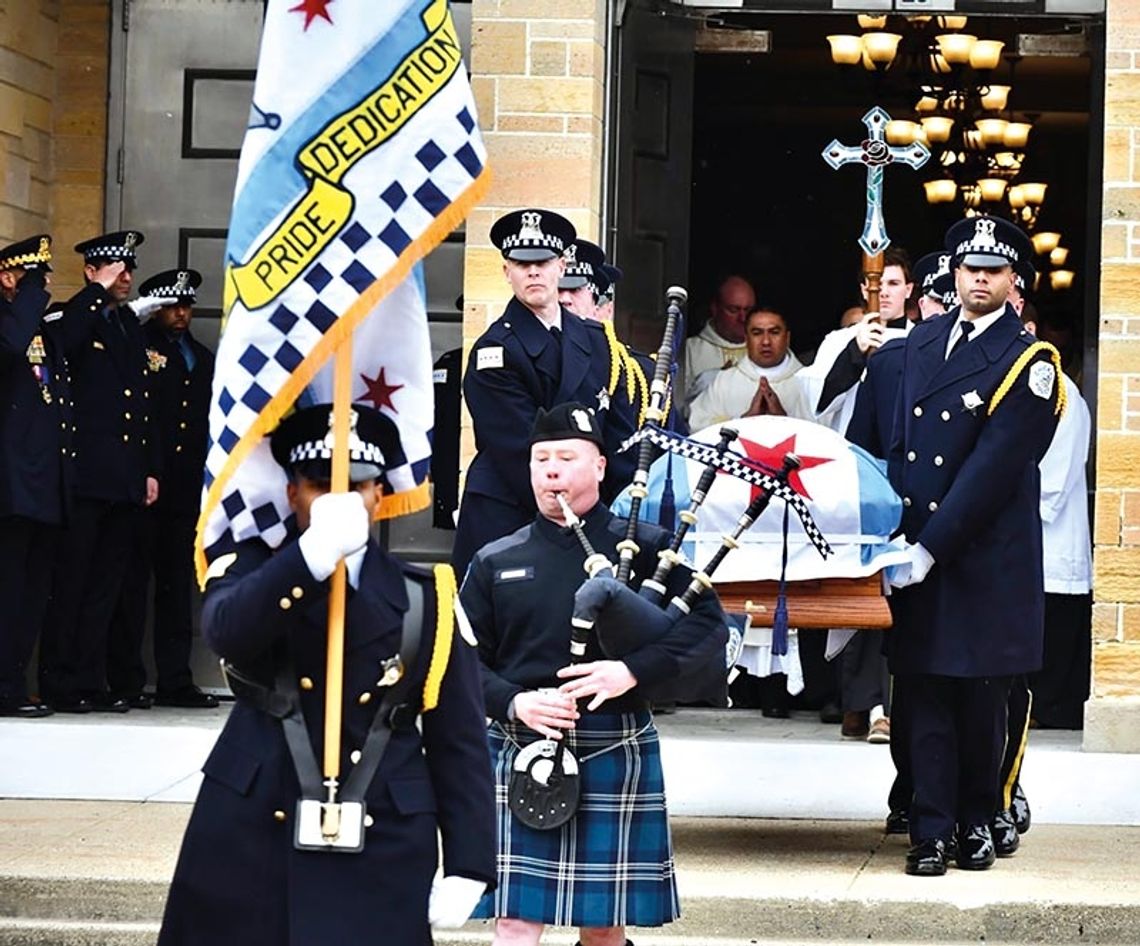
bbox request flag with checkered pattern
[196,0,487,577]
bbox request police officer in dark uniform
[158,403,495,946]
[110,269,218,708]
[451,209,623,578]
[0,235,72,717]
[38,230,162,713]
[886,216,1062,876]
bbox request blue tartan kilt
[473,710,680,929]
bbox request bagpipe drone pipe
[559,287,859,705]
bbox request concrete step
[3,805,1140,945]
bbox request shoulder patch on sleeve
[43,310,63,323]
[454,596,478,647]
[1028,361,1055,400]
[476,346,504,370]
[203,551,238,584]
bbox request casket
[613,416,907,630]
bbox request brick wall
[461,0,608,460]
[1088,0,1140,749]
[0,0,109,298]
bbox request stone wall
[461,0,608,459]
[0,0,109,298]
[1088,0,1140,750]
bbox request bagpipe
[561,287,838,705]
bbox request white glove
[888,541,935,589]
[854,313,887,354]
[428,875,486,930]
[298,492,369,581]
[127,295,178,323]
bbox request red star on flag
[733,435,833,502]
[290,0,334,30]
[359,367,403,412]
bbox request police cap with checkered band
[74,230,145,270]
[270,403,406,483]
[559,239,607,292]
[945,215,1031,270]
[491,208,576,263]
[138,268,202,304]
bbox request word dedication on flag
[198,0,488,578]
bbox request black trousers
[0,516,59,707]
[109,509,198,696]
[839,629,891,714]
[999,675,1032,811]
[887,673,914,814]
[1029,592,1091,729]
[39,498,135,701]
[902,672,1011,843]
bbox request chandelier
[825,15,1074,291]
[825,16,1047,225]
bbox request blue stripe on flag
[227,0,442,258]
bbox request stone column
[1088,0,1140,751]
[460,0,608,464]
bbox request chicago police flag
[197,0,487,577]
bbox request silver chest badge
[596,387,611,411]
[961,389,984,414]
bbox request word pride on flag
[198,0,487,577]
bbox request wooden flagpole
[323,337,354,791]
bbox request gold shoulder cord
[421,564,456,712]
[601,319,655,426]
[987,341,1066,418]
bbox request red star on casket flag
[733,435,833,502]
[290,0,334,30]
[360,367,403,412]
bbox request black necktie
[948,321,974,359]
[549,325,562,349]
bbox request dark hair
[882,246,912,282]
[746,307,787,329]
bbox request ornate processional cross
[821,106,930,256]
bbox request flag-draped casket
[613,415,908,628]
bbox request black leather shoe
[905,838,948,876]
[154,686,219,709]
[0,701,54,718]
[124,693,153,710]
[885,809,909,835]
[91,694,130,714]
[990,809,1020,857]
[53,697,94,714]
[1011,783,1031,834]
[761,705,790,719]
[954,824,996,870]
[819,701,844,724]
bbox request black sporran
[507,739,580,831]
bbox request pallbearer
[158,403,495,946]
[0,235,69,717]
[460,402,727,946]
[887,215,1063,877]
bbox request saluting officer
[886,215,1063,877]
[110,269,218,708]
[158,404,495,946]
[451,209,622,578]
[38,230,162,714]
[0,236,72,718]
